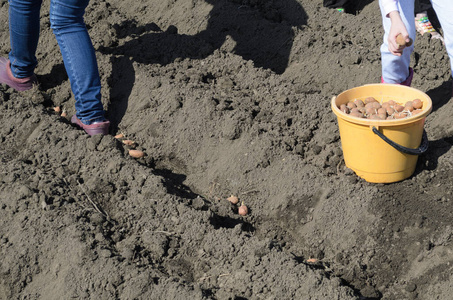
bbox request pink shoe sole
[71,115,110,136]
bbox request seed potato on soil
[238,202,248,216]
[227,195,239,204]
[1,0,453,300]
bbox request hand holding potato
[387,11,410,56]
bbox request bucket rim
[331,84,432,127]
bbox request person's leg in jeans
[9,0,41,77]
[0,0,39,91]
[50,0,108,129]
[380,0,415,84]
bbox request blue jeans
[8,0,105,124]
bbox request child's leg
[323,0,348,8]
[430,0,453,77]
[416,0,432,13]
[379,0,416,84]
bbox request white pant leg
[380,0,416,83]
[430,0,453,78]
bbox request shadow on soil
[100,0,308,131]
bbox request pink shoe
[0,57,37,91]
[71,114,110,136]
[381,67,413,86]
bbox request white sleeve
[381,0,399,16]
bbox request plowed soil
[1,0,453,299]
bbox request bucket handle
[371,126,428,155]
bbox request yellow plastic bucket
[331,84,432,183]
